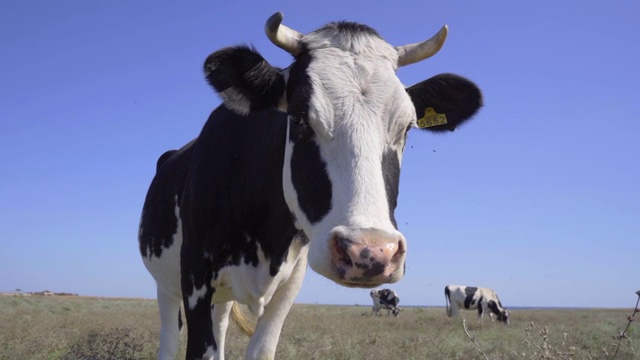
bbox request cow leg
[477,304,484,324]
[157,287,182,360]
[182,248,215,360]
[211,302,233,360]
[246,256,308,359]
[449,304,459,317]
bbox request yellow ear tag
[417,107,447,128]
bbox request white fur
[283,30,414,284]
[142,197,183,360]
[220,88,251,115]
[212,234,309,315]
[211,302,233,360]
[187,283,208,310]
[246,249,308,359]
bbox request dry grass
[0,296,637,359]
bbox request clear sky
[1,1,638,308]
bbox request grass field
[0,295,637,359]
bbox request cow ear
[203,45,286,115]
[406,73,483,132]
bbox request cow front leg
[477,305,485,324]
[211,302,233,360]
[182,250,216,360]
[245,256,308,359]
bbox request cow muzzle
[329,227,406,287]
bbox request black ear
[406,73,483,132]
[203,45,285,115]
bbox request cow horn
[395,25,448,67]
[265,12,303,56]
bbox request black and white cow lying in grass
[444,285,510,324]
[370,289,401,317]
[139,11,483,360]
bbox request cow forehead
[306,59,412,142]
[302,21,398,64]
[296,24,415,139]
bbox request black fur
[204,46,285,113]
[139,140,194,258]
[379,289,400,308]
[178,106,300,358]
[286,51,333,224]
[487,300,500,315]
[406,73,483,132]
[312,21,381,39]
[180,106,298,277]
[464,286,478,309]
[381,149,401,228]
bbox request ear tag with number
[417,107,447,128]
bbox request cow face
[498,309,510,325]
[204,13,482,289]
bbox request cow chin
[309,259,405,289]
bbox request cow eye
[289,114,314,141]
[289,114,306,126]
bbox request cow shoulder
[139,140,196,258]
[203,45,286,115]
[156,149,177,173]
[406,73,482,132]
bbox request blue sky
[1,1,638,308]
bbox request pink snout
[329,227,406,287]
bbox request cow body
[370,289,401,316]
[444,285,510,324]
[139,12,482,360]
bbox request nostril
[333,236,353,267]
[335,236,351,252]
[391,239,405,262]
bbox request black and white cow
[370,289,401,316]
[444,285,510,324]
[139,12,483,360]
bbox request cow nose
[329,227,406,286]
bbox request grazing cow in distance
[139,11,483,360]
[444,285,510,324]
[370,289,401,316]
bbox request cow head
[497,309,510,325]
[370,289,382,300]
[203,12,482,288]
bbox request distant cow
[444,285,510,324]
[370,289,401,316]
